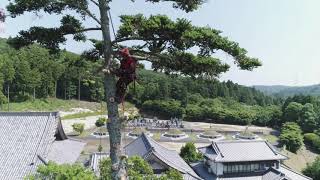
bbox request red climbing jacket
[115,48,137,103]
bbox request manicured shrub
[95,117,107,127]
[72,123,85,134]
[304,133,320,152]
[180,142,203,163]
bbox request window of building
[223,162,275,174]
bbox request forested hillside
[1,38,283,127]
[254,84,320,97]
[0,38,104,104]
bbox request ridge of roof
[214,140,266,144]
[129,133,202,179]
[0,112,59,116]
[211,142,223,158]
[143,132,178,153]
[141,132,153,151]
[280,165,313,180]
[151,151,202,180]
[265,141,280,156]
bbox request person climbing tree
[6,0,261,179]
[115,48,137,104]
[0,8,5,22]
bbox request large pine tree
[4,0,261,179]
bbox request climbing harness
[115,48,137,105]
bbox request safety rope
[108,9,116,39]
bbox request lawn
[2,98,104,112]
[1,98,138,120]
[61,111,106,120]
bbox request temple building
[193,140,312,180]
[0,112,85,179]
[124,133,202,180]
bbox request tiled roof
[0,112,84,179]
[279,165,312,180]
[199,140,287,162]
[124,133,202,180]
[261,168,286,180]
[46,139,86,164]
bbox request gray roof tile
[0,112,84,179]
[191,162,293,180]
[279,165,312,180]
[199,140,287,163]
[47,139,86,164]
[124,133,202,180]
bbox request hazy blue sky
[0,0,319,86]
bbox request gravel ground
[62,115,108,133]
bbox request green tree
[72,123,85,135]
[303,156,320,180]
[180,142,202,163]
[304,133,320,152]
[279,122,303,153]
[26,161,96,180]
[159,169,183,180]
[6,0,261,178]
[100,156,154,180]
[283,102,303,123]
[127,156,154,179]
[300,103,318,133]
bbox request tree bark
[98,0,126,179]
[64,81,67,100]
[33,87,36,100]
[55,81,57,98]
[7,85,9,111]
[78,76,81,102]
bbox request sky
[0,0,320,86]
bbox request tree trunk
[33,87,36,100]
[7,85,9,111]
[78,76,81,102]
[64,81,67,100]
[98,0,126,179]
[55,81,57,98]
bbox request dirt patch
[183,121,274,134]
[60,108,94,117]
[282,145,318,172]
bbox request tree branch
[82,8,101,24]
[62,27,101,35]
[64,2,101,25]
[112,36,168,45]
[89,0,99,7]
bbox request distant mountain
[253,84,320,97]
